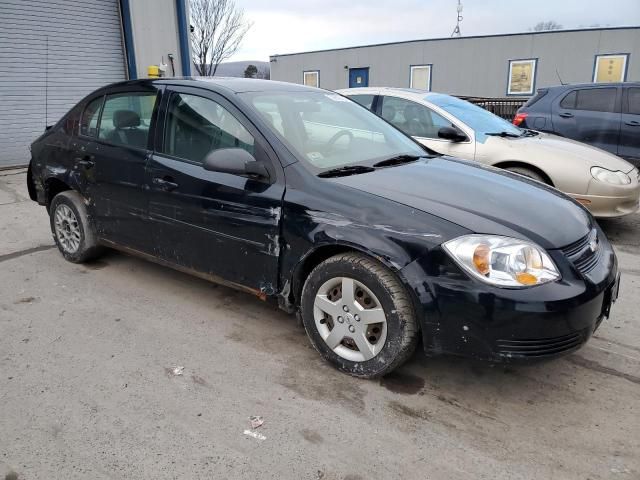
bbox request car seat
[108,110,148,148]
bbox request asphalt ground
[1,169,639,479]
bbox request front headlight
[443,235,560,288]
[591,166,631,185]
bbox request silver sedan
[338,87,640,218]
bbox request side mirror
[438,126,468,142]
[203,148,269,179]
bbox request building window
[507,59,537,96]
[303,71,319,88]
[410,65,432,91]
[593,54,628,83]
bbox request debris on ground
[249,415,264,429]
[165,366,184,376]
[243,429,266,441]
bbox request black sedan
[28,78,620,377]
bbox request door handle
[75,155,95,169]
[152,177,179,191]
[625,120,640,126]
[559,112,574,118]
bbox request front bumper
[400,233,618,362]
[569,192,639,218]
[572,173,640,218]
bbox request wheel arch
[44,177,74,207]
[492,160,555,187]
[286,242,422,325]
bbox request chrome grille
[562,229,600,276]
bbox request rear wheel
[505,166,547,184]
[50,191,103,263]
[300,252,419,378]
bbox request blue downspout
[175,0,192,76]
[119,0,138,79]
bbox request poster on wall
[593,54,628,83]
[507,59,537,96]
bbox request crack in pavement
[593,335,640,354]
[0,245,56,263]
[566,355,640,386]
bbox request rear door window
[380,96,451,138]
[348,94,375,110]
[163,93,255,163]
[562,88,617,113]
[625,88,640,115]
[98,92,157,149]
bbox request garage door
[0,0,127,167]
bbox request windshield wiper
[485,131,522,138]
[523,129,539,137]
[318,165,376,178]
[372,155,423,168]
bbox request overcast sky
[229,0,640,61]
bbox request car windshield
[428,93,523,137]
[240,91,427,172]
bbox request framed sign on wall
[593,54,629,83]
[507,58,537,96]
[303,70,320,88]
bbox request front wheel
[300,253,419,378]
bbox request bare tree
[531,21,563,32]
[190,0,252,77]
[256,66,270,80]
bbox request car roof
[337,87,447,101]
[98,77,320,94]
[538,81,640,91]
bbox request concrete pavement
[1,169,638,479]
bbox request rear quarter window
[524,89,548,108]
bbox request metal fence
[459,97,528,121]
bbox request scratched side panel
[279,163,468,302]
[147,155,284,293]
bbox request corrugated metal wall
[270,28,640,97]
[0,0,127,167]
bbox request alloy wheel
[313,276,388,362]
[54,204,81,254]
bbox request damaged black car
[28,78,620,377]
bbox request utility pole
[451,0,463,37]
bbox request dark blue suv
[514,83,640,166]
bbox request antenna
[45,35,49,126]
[451,0,463,37]
[556,69,566,85]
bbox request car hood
[497,132,636,173]
[331,157,592,249]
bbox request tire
[49,191,103,263]
[300,252,419,378]
[505,166,547,184]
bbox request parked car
[338,87,640,218]
[28,78,619,378]
[514,82,640,167]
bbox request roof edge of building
[269,25,640,59]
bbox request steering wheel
[328,130,354,148]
